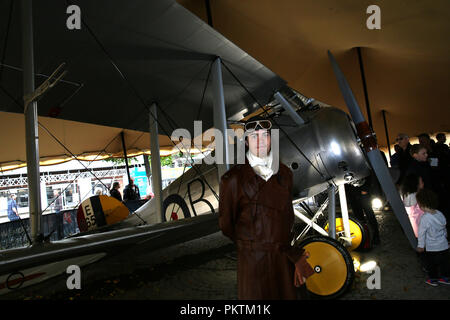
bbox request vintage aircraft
[0,0,416,299]
[73,78,415,300]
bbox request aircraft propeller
[327,50,417,249]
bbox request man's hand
[294,251,315,287]
[416,247,424,253]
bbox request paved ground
[2,209,450,300]
[343,210,449,300]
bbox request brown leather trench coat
[219,160,304,299]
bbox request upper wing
[0,0,286,137]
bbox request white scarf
[246,150,274,181]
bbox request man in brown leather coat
[219,116,314,300]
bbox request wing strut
[274,91,306,126]
[21,0,42,245]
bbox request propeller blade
[327,51,365,125]
[327,50,417,249]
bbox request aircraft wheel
[162,194,191,222]
[297,235,354,299]
[324,216,367,251]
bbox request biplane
[0,0,417,299]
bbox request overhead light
[372,198,383,210]
[353,257,361,272]
[360,260,377,272]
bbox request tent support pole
[356,47,373,130]
[120,131,132,183]
[382,110,392,159]
[22,0,42,244]
[205,0,213,27]
[149,103,163,222]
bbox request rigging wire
[0,76,150,228]
[154,97,220,202]
[0,0,33,244]
[1,2,333,230]
[196,62,213,120]
[220,59,328,181]
[0,1,116,212]
[0,77,150,225]
[75,10,221,202]
[37,129,117,211]
[0,2,199,236]
[0,0,14,84]
[38,124,111,191]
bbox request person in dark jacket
[396,133,414,185]
[345,171,381,245]
[123,178,140,202]
[406,144,450,231]
[390,144,402,169]
[219,116,314,300]
[110,181,122,202]
[406,145,433,188]
[434,132,450,199]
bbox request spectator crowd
[391,132,450,286]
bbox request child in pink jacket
[401,174,425,238]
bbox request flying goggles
[244,120,272,132]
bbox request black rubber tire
[357,218,374,252]
[349,216,369,251]
[297,235,354,299]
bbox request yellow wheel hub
[325,218,363,251]
[303,240,349,296]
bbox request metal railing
[0,199,147,250]
[0,209,79,250]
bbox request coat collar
[239,156,286,201]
